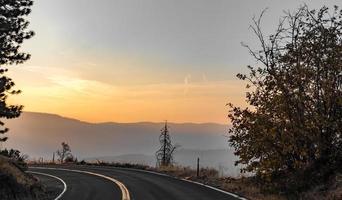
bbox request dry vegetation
[0,155,47,200]
[299,174,342,200]
[156,165,285,200]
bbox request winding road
[29,165,245,200]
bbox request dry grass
[219,177,285,200]
[299,174,342,200]
[0,155,46,199]
[0,155,35,186]
[155,165,285,200]
[157,165,218,181]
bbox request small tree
[0,0,34,142]
[156,121,178,167]
[56,142,72,163]
[228,5,342,192]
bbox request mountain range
[2,112,240,176]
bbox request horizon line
[21,110,229,126]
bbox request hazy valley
[3,112,240,176]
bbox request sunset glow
[9,62,247,123]
[7,0,339,123]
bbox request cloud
[46,75,118,99]
[183,74,191,95]
[202,73,208,82]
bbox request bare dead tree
[156,121,178,167]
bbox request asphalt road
[29,165,243,200]
[28,171,65,199]
[29,167,122,200]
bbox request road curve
[29,167,122,200]
[28,171,66,200]
[31,165,244,200]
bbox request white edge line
[122,167,248,200]
[79,166,248,200]
[27,171,67,200]
[181,179,248,200]
[30,167,130,200]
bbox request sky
[7,0,340,124]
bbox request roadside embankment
[0,155,48,200]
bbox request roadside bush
[0,149,28,171]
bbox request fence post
[197,157,200,177]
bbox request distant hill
[3,112,228,157]
[3,112,239,176]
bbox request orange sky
[10,0,336,124]
[8,61,248,123]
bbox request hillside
[0,156,47,199]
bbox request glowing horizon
[8,62,247,124]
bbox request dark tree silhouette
[228,5,342,192]
[56,142,72,163]
[156,121,178,167]
[0,0,34,142]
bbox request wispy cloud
[202,73,208,82]
[183,74,191,95]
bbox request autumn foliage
[228,5,342,194]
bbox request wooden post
[197,157,200,177]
